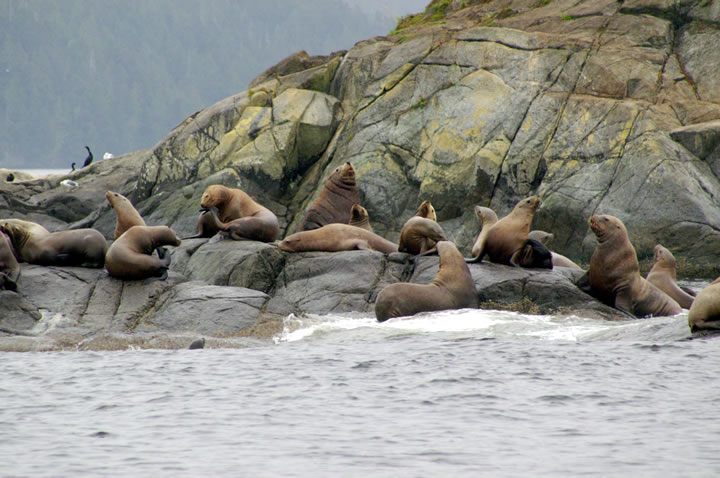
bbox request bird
[103,152,114,160]
[83,146,93,167]
[6,173,14,182]
[71,162,76,172]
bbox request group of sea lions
[3,159,720,332]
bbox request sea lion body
[105,225,181,280]
[469,206,499,259]
[509,238,552,269]
[688,277,720,332]
[646,244,694,309]
[198,185,280,242]
[106,191,146,239]
[0,219,107,268]
[296,162,360,232]
[398,217,447,255]
[348,204,373,232]
[551,251,583,270]
[278,224,398,254]
[0,232,20,291]
[587,215,681,318]
[375,241,478,322]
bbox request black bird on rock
[83,146,94,167]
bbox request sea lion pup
[106,191,146,239]
[585,214,681,318]
[468,206,499,260]
[509,238,553,269]
[192,184,279,242]
[0,218,107,268]
[0,231,20,291]
[688,277,720,332]
[646,244,695,309]
[375,241,478,322]
[467,196,541,265]
[295,162,360,232]
[278,224,398,254]
[348,204,373,232]
[105,225,181,281]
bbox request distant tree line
[1,0,394,168]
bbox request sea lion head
[473,206,498,226]
[200,185,227,209]
[528,230,554,245]
[350,204,369,223]
[654,244,676,268]
[0,219,44,250]
[514,195,541,214]
[330,162,356,186]
[106,190,130,208]
[415,200,437,221]
[589,214,626,242]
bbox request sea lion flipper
[680,286,697,297]
[614,289,634,316]
[464,254,484,263]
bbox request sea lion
[584,214,681,318]
[646,244,694,309]
[528,230,553,245]
[415,200,437,221]
[348,204,373,232]
[550,251,583,270]
[375,241,478,322]
[106,191,146,239]
[105,225,181,281]
[688,277,720,332]
[0,231,20,291]
[467,196,541,265]
[0,218,107,268]
[468,206,499,260]
[509,238,553,269]
[191,185,279,242]
[398,217,447,255]
[295,162,360,232]
[278,224,398,254]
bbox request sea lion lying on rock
[375,241,478,322]
[0,231,20,291]
[278,224,398,254]
[688,277,720,333]
[646,244,694,309]
[106,191,146,239]
[105,225,181,281]
[582,214,681,318]
[295,162,360,232]
[0,218,107,268]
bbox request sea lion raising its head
[348,204,373,232]
[295,162,360,232]
[414,200,437,221]
[375,241,478,322]
[585,214,681,318]
[646,244,695,309]
[106,191,146,239]
[105,225,181,281]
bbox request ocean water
[2,308,720,477]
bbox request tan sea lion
[585,214,681,318]
[688,277,720,332]
[646,244,694,309]
[467,196,541,265]
[0,231,20,291]
[191,185,279,242]
[398,217,447,255]
[528,230,553,245]
[278,224,398,254]
[105,225,181,281]
[348,204,373,232]
[509,238,552,269]
[0,219,107,268]
[468,206,499,260]
[106,190,146,239]
[526,229,582,269]
[415,200,437,221]
[295,162,361,232]
[375,241,478,322]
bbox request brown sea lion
[468,206,499,260]
[688,277,720,332]
[295,162,360,232]
[105,225,181,281]
[467,196,541,265]
[348,204,373,232]
[278,224,398,254]
[0,219,107,268]
[0,231,20,291]
[398,217,447,255]
[106,190,146,239]
[584,214,681,318]
[528,230,553,245]
[189,185,279,242]
[375,241,478,322]
[414,200,437,221]
[509,238,553,269]
[646,244,694,309]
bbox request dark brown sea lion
[509,238,553,269]
[105,225,181,281]
[0,219,107,268]
[688,277,720,333]
[278,224,398,254]
[348,204,373,232]
[187,185,280,242]
[375,241,478,322]
[646,244,694,309]
[584,214,681,318]
[0,231,20,291]
[106,190,146,239]
[469,206,498,260]
[467,196,541,265]
[295,162,360,232]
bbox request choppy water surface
[2,309,720,477]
